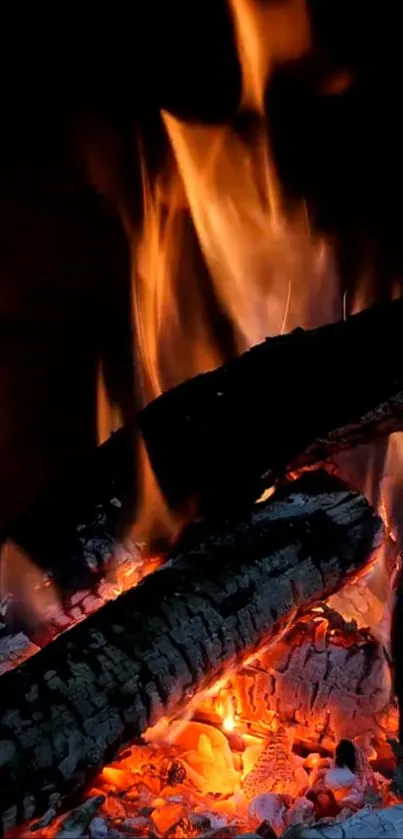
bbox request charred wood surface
[0,472,380,834]
[139,298,403,517]
[7,426,136,591]
[219,606,395,755]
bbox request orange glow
[96,360,122,446]
[11,606,399,838]
[222,697,236,732]
[0,541,62,632]
[223,715,235,733]
[305,752,321,769]
[130,0,341,544]
[313,616,329,650]
[109,550,162,596]
[8,2,403,834]
[229,0,312,112]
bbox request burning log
[139,297,403,517]
[7,424,136,591]
[0,471,380,834]
[204,605,396,757]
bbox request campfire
[1,476,402,839]
[3,1,403,837]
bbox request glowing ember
[0,537,163,669]
[129,0,343,547]
[221,698,236,733]
[7,600,399,838]
[223,716,236,734]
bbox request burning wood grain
[208,605,397,756]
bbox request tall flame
[130,0,402,593]
[230,0,312,112]
[133,0,338,396]
[132,0,342,543]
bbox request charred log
[0,471,380,834]
[7,425,136,592]
[139,297,403,518]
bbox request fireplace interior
[2,1,403,837]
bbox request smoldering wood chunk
[210,604,396,753]
[0,471,380,834]
[139,297,403,517]
[8,425,136,590]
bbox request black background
[0,0,402,534]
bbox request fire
[223,715,236,734]
[5,3,403,836]
[0,541,62,633]
[229,0,312,113]
[131,0,342,545]
[96,360,122,446]
[14,606,396,837]
[221,697,236,733]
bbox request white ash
[328,536,398,651]
[248,793,287,832]
[292,803,403,838]
[88,816,109,838]
[324,766,357,789]
[221,607,396,751]
[285,797,315,828]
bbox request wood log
[6,425,137,592]
[139,297,403,517]
[0,471,380,834]
[201,606,395,756]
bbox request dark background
[0,0,402,536]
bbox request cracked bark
[0,471,380,835]
[217,606,395,754]
[7,424,136,590]
[139,297,403,517]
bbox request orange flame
[131,0,342,544]
[230,0,312,113]
[222,696,236,733]
[96,360,122,446]
[0,541,62,630]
